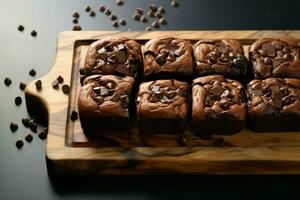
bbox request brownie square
[192,75,247,135]
[193,40,248,80]
[136,79,189,134]
[84,37,143,79]
[247,78,300,132]
[249,38,300,79]
[78,75,135,133]
[142,37,193,80]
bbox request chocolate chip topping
[148,84,186,104]
[10,122,18,132]
[25,134,33,143]
[16,140,24,149]
[4,77,12,86]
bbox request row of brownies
[78,37,300,135]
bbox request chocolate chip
[62,84,70,94]
[283,54,292,61]
[4,77,12,86]
[205,98,214,107]
[208,54,217,64]
[105,9,111,16]
[267,49,276,57]
[152,21,160,29]
[217,43,228,53]
[110,14,117,21]
[25,134,33,143]
[38,131,47,140]
[263,57,272,65]
[10,123,18,132]
[72,25,82,31]
[253,90,263,96]
[22,118,30,128]
[73,12,80,18]
[100,87,109,96]
[16,140,24,149]
[158,6,166,14]
[70,110,78,121]
[171,0,180,7]
[89,11,96,17]
[52,79,59,89]
[141,16,148,23]
[57,75,64,83]
[29,69,36,77]
[119,18,126,25]
[282,46,290,53]
[84,5,91,12]
[135,8,143,15]
[106,82,114,89]
[120,95,129,107]
[270,85,280,94]
[31,30,37,37]
[15,96,22,106]
[221,89,230,98]
[210,85,223,96]
[116,0,124,6]
[150,4,158,12]
[72,18,78,24]
[156,53,167,65]
[282,95,296,105]
[110,92,120,102]
[132,13,141,21]
[18,25,24,32]
[158,18,167,25]
[99,5,106,12]
[219,100,230,110]
[35,80,42,91]
[147,10,155,18]
[155,12,162,18]
[261,43,274,52]
[19,82,26,91]
[145,27,152,31]
[112,20,119,27]
[28,120,37,133]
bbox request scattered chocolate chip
[18,25,24,32]
[38,131,47,140]
[31,30,37,37]
[10,123,18,132]
[158,18,167,25]
[84,5,91,12]
[4,77,12,86]
[145,26,152,31]
[155,12,162,18]
[73,12,80,18]
[150,4,158,12]
[57,75,64,83]
[70,110,78,121]
[158,6,166,14]
[16,140,24,149]
[62,84,70,94]
[22,118,30,128]
[72,17,78,24]
[112,20,119,27]
[135,8,143,15]
[152,21,160,29]
[29,69,36,77]
[25,134,33,143]
[119,18,126,25]
[171,0,180,7]
[15,96,22,106]
[99,5,106,12]
[52,79,59,89]
[132,13,141,21]
[141,16,148,23]
[89,11,96,17]
[116,0,124,6]
[19,82,26,91]
[110,14,117,21]
[147,10,155,17]
[28,120,37,133]
[73,25,82,31]
[35,80,42,91]
[105,9,111,16]
[110,92,120,102]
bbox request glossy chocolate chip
[25,134,33,143]
[62,84,70,94]
[10,123,18,132]
[19,82,26,91]
[15,96,22,106]
[70,110,78,121]
[4,77,12,86]
[16,140,24,149]
[35,80,42,91]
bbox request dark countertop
[0,0,300,199]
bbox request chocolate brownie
[249,38,300,79]
[192,75,247,135]
[247,78,300,132]
[193,40,248,80]
[142,37,193,80]
[78,75,135,133]
[84,37,143,79]
[136,79,189,134]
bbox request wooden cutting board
[25,31,300,175]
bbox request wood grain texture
[25,31,300,175]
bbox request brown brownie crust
[193,40,247,79]
[249,38,300,78]
[142,37,193,80]
[84,37,142,78]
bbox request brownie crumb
[116,0,124,6]
[70,110,78,121]
[72,12,80,18]
[171,0,180,7]
[29,69,36,77]
[72,25,82,31]
[38,131,47,140]
[15,96,22,106]
[99,5,106,12]
[18,25,25,32]
[10,122,18,132]
[84,5,91,12]
[25,134,33,143]
[62,84,70,94]
[31,30,37,37]
[19,82,27,91]
[4,77,12,86]
[16,140,24,149]
[89,11,96,17]
[119,18,127,26]
[22,118,30,128]
[35,80,42,91]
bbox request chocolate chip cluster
[91,79,129,108]
[147,85,185,103]
[155,47,184,65]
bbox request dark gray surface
[0,0,300,199]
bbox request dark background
[1,0,300,199]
